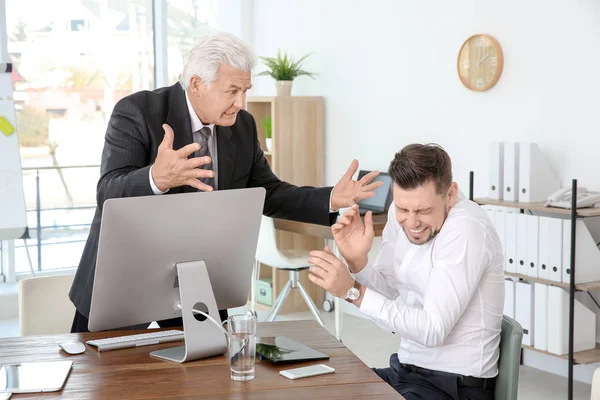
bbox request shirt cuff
[329,189,335,213]
[149,165,169,195]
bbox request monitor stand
[150,260,227,363]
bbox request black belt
[399,363,495,390]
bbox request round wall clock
[457,34,504,92]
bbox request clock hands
[478,50,493,66]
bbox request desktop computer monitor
[88,187,266,362]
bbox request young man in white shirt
[308,144,504,400]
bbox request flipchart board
[0,62,27,240]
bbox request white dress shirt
[149,92,217,194]
[356,194,504,378]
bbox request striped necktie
[193,126,215,189]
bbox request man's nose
[405,213,420,229]
[233,91,245,109]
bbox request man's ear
[189,76,204,95]
[447,182,459,208]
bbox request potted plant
[257,50,315,96]
[261,116,272,151]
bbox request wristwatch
[344,280,361,303]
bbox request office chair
[252,216,324,326]
[18,273,76,336]
[495,315,523,400]
[592,367,600,400]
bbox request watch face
[347,287,360,301]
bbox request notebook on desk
[357,170,393,215]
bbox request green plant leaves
[257,49,316,81]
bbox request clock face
[457,34,504,92]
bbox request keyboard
[86,330,184,352]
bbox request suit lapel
[166,83,194,193]
[216,125,236,190]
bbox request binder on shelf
[548,218,563,282]
[495,210,507,270]
[517,142,561,203]
[546,286,596,355]
[503,279,515,319]
[515,281,534,346]
[484,207,496,227]
[505,212,518,273]
[537,217,552,280]
[526,215,539,278]
[562,219,600,284]
[517,214,529,276]
[533,283,548,352]
[503,142,520,202]
[489,141,504,200]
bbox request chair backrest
[255,216,288,268]
[591,367,600,400]
[18,273,76,336]
[495,315,523,400]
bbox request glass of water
[227,314,257,381]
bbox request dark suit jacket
[70,82,334,318]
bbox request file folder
[515,281,534,346]
[562,219,600,284]
[489,142,504,200]
[533,283,548,351]
[495,211,507,271]
[517,214,529,275]
[537,217,552,280]
[547,286,595,355]
[548,218,563,282]
[504,212,518,273]
[503,279,515,319]
[503,142,519,202]
[518,142,561,203]
[526,215,539,278]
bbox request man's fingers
[179,142,201,157]
[308,272,326,288]
[188,156,212,169]
[342,159,359,180]
[190,168,215,179]
[186,179,214,192]
[160,124,175,150]
[308,266,327,281]
[364,211,374,237]
[359,170,380,185]
[324,246,335,255]
[309,250,339,266]
[362,180,384,192]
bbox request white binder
[548,218,563,282]
[537,217,552,280]
[547,286,596,355]
[503,142,520,202]
[489,141,504,200]
[526,215,539,278]
[517,142,561,203]
[495,211,507,271]
[533,283,548,351]
[515,281,534,346]
[517,214,529,275]
[505,212,518,273]
[484,207,496,227]
[562,219,600,284]
[504,279,515,319]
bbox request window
[166,0,218,84]
[5,0,154,273]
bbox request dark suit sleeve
[245,115,336,226]
[96,98,154,210]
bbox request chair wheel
[323,300,334,312]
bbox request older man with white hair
[69,32,381,332]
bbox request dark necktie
[194,126,215,189]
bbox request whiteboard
[0,62,27,240]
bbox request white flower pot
[265,138,273,152]
[276,80,293,96]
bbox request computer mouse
[59,341,86,355]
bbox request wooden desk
[0,321,403,399]
[273,213,388,240]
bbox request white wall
[251,0,600,195]
[251,0,600,384]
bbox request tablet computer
[0,361,73,393]
[256,336,329,363]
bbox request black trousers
[70,309,229,333]
[373,354,495,400]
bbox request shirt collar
[185,91,214,134]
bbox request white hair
[179,32,256,90]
